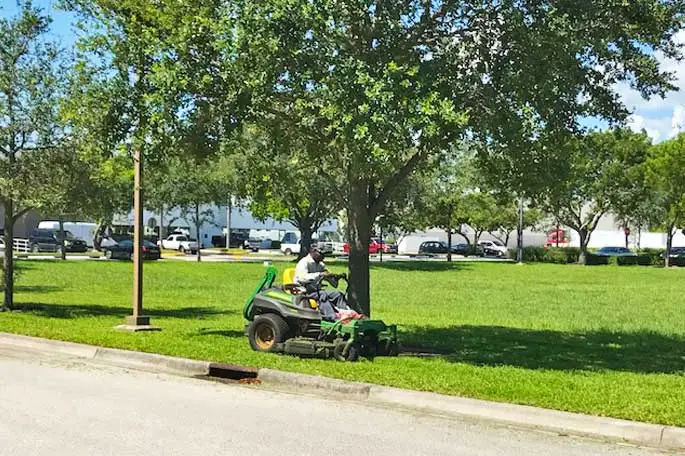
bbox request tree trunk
[58,217,66,260]
[299,224,314,260]
[195,203,201,263]
[93,220,108,251]
[455,230,470,244]
[446,227,452,262]
[474,230,483,244]
[578,229,589,264]
[346,193,372,317]
[2,201,15,311]
[665,223,675,268]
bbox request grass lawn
[1,259,684,426]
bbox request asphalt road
[0,347,666,456]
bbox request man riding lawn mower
[243,247,398,362]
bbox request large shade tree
[0,3,72,310]
[238,125,341,258]
[537,129,653,263]
[236,0,685,314]
[646,133,685,267]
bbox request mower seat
[283,268,296,285]
[282,268,299,294]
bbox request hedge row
[508,247,580,264]
[509,246,676,266]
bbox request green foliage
[638,249,665,266]
[537,129,653,255]
[645,134,685,257]
[510,247,580,264]
[236,125,340,248]
[585,254,610,266]
[58,0,685,313]
[0,2,74,308]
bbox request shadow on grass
[15,302,235,320]
[370,261,472,272]
[15,285,64,293]
[401,325,685,374]
[194,328,245,338]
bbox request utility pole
[117,148,159,331]
[225,197,232,249]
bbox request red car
[343,238,397,254]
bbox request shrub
[638,248,665,266]
[508,246,581,264]
[637,255,653,266]
[584,253,609,266]
[616,256,638,266]
[543,247,581,264]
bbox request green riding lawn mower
[243,265,399,362]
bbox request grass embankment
[1,260,684,426]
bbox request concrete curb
[93,347,210,376]
[0,332,99,359]
[0,333,210,377]
[258,368,371,400]
[2,332,683,451]
[257,372,685,451]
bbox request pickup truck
[280,239,300,256]
[159,234,198,254]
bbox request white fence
[12,238,30,253]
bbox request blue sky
[1,0,76,47]
[3,1,685,143]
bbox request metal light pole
[516,196,524,265]
[379,223,383,263]
[117,148,159,331]
[225,197,232,249]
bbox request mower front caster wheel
[248,314,289,353]
[333,342,360,362]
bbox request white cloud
[627,114,663,141]
[670,105,685,138]
[615,31,685,142]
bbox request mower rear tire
[333,342,360,362]
[248,314,289,353]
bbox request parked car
[259,239,281,250]
[211,232,249,248]
[159,234,198,254]
[595,246,637,257]
[315,240,335,255]
[452,243,484,257]
[372,237,398,254]
[28,229,88,253]
[668,247,685,266]
[417,241,455,255]
[478,240,507,257]
[342,238,396,254]
[244,238,261,252]
[104,239,161,260]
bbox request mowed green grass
[2,260,684,426]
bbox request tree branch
[370,147,427,216]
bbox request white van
[37,221,98,248]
